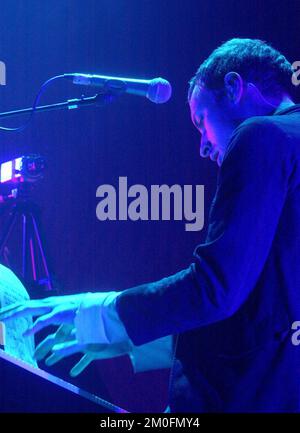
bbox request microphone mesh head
[147,78,172,104]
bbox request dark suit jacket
[116,104,300,412]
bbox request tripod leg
[22,214,27,279]
[30,213,53,291]
[0,208,19,266]
[29,237,37,281]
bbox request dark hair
[188,38,294,100]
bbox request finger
[55,323,74,339]
[70,354,93,377]
[0,299,50,313]
[45,351,68,367]
[0,302,24,316]
[52,340,84,357]
[34,334,57,360]
[34,324,75,361]
[0,303,52,322]
[23,311,62,337]
[45,340,83,366]
[86,341,131,356]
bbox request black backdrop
[0,0,299,412]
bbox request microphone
[64,73,172,104]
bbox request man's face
[189,85,237,167]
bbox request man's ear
[224,72,244,104]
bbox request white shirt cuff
[74,291,130,345]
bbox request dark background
[0,0,299,412]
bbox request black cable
[0,74,65,132]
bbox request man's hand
[34,323,131,377]
[0,291,131,376]
[0,294,87,337]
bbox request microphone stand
[0,92,117,120]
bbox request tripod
[0,187,54,293]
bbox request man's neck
[273,96,295,114]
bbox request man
[1,38,300,412]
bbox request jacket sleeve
[116,119,293,346]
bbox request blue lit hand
[0,294,87,336]
[34,323,131,377]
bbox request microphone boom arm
[0,93,116,121]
